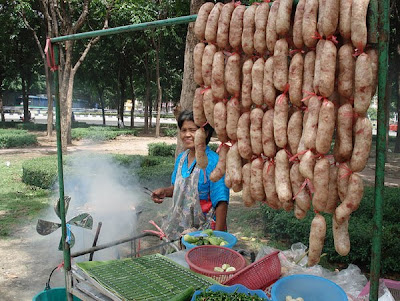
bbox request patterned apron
[161,150,214,241]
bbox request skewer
[143,187,153,194]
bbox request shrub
[22,156,58,189]
[22,154,175,190]
[71,126,137,141]
[0,129,37,148]
[261,186,400,274]
[148,143,176,157]
[163,127,177,137]
[15,123,48,131]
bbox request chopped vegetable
[195,289,267,300]
[184,230,229,247]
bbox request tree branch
[19,11,46,61]
[72,0,91,33]
[72,0,114,73]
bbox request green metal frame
[49,1,389,300]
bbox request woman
[151,110,229,240]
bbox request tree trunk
[0,90,4,123]
[176,0,205,156]
[22,78,29,123]
[154,38,162,138]
[129,73,135,128]
[394,72,400,152]
[100,95,106,125]
[119,76,126,127]
[144,54,150,133]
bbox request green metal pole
[369,0,389,300]
[53,45,72,301]
[50,0,301,44]
[51,15,197,43]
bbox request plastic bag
[256,242,369,299]
[357,279,396,301]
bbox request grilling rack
[70,254,216,301]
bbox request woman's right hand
[151,188,166,204]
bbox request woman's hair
[177,110,214,144]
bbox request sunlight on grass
[0,157,50,236]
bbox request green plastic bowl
[33,288,81,301]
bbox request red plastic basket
[185,245,247,283]
[223,251,281,290]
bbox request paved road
[4,113,176,127]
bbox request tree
[19,0,54,135]
[176,0,205,155]
[38,0,113,152]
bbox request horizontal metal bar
[51,15,197,43]
[50,0,301,43]
[71,232,154,258]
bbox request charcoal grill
[69,254,216,301]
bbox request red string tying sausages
[277,84,290,104]
[293,178,314,200]
[216,142,231,153]
[326,35,339,44]
[234,1,242,7]
[289,49,305,57]
[353,42,365,57]
[301,90,318,103]
[200,87,211,94]
[311,31,323,41]
[339,163,353,179]
[289,149,309,162]
[266,158,275,174]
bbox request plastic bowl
[185,245,246,283]
[191,284,268,300]
[271,274,348,301]
[223,251,281,290]
[181,230,237,250]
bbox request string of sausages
[192,0,375,266]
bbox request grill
[76,253,216,301]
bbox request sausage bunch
[192,0,376,266]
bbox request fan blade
[37,219,61,236]
[68,213,93,230]
[54,196,71,219]
[58,231,75,250]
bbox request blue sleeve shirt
[171,146,230,207]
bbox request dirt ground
[0,133,399,301]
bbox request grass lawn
[0,156,50,236]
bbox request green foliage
[261,186,400,274]
[148,142,176,157]
[209,143,218,152]
[15,123,48,131]
[0,156,50,237]
[71,126,137,141]
[22,156,58,189]
[110,154,175,187]
[0,122,48,131]
[162,127,177,137]
[0,129,37,148]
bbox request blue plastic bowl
[191,284,268,300]
[271,274,347,301]
[181,230,237,250]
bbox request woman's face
[180,120,198,150]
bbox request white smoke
[59,153,141,261]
